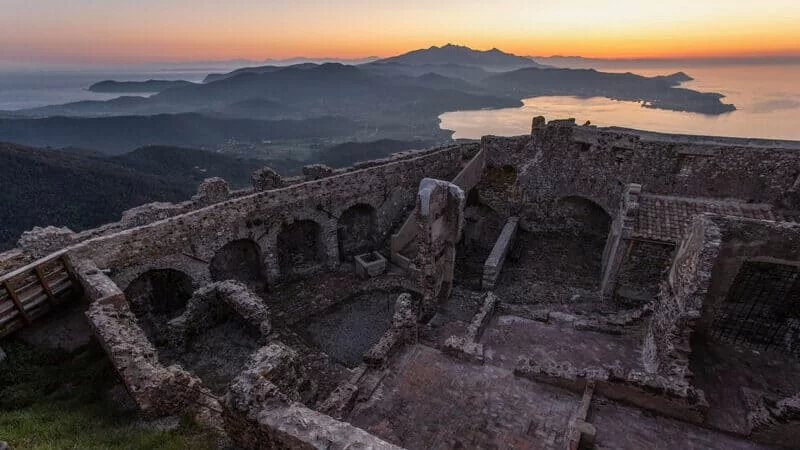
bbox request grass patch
[0,339,216,449]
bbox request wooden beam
[4,281,31,325]
[60,254,77,281]
[34,266,56,305]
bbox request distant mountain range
[88,79,197,93]
[532,55,800,70]
[376,44,546,71]
[0,44,736,158]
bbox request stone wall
[56,144,465,283]
[481,120,800,232]
[698,216,800,333]
[642,214,721,377]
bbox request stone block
[17,226,76,258]
[302,163,334,180]
[354,251,387,278]
[193,177,230,204]
[251,167,283,191]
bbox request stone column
[411,178,465,316]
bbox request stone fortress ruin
[1,117,800,449]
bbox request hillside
[485,68,735,114]
[88,79,196,93]
[0,142,265,250]
[0,114,362,154]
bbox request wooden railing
[0,253,78,338]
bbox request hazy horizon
[2,0,800,66]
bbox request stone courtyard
[1,117,800,449]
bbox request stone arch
[277,219,324,277]
[124,268,194,342]
[552,195,612,236]
[209,239,265,289]
[337,203,378,261]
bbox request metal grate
[711,261,800,357]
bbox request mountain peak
[377,44,544,70]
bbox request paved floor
[348,344,579,450]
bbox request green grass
[0,340,216,449]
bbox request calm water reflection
[440,64,800,141]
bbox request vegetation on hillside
[0,339,216,449]
[0,142,265,250]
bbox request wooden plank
[61,254,77,282]
[34,265,57,305]
[3,281,31,325]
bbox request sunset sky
[1,0,799,64]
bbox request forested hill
[0,142,265,250]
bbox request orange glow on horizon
[1,0,799,64]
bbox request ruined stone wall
[481,122,800,231]
[58,145,465,282]
[698,216,800,333]
[642,214,721,377]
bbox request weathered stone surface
[168,280,271,346]
[302,164,334,180]
[413,178,465,313]
[223,349,402,450]
[86,298,211,415]
[120,202,192,228]
[443,292,497,363]
[251,166,283,191]
[354,251,387,278]
[16,226,76,258]
[482,217,518,290]
[363,293,419,367]
[193,177,230,204]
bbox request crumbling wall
[124,268,195,345]
[481,120,800,232]
[698,217,800,334]
[167,280,271,347]
[337,204,378,261]
[642,214,721,378]
[412,178,465,316]
[61,144,465,279]
[223,344,402,450]
[209,239,265,287]
[77,261,215,415]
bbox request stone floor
[481,313,643,372]
[690,338,800,435]
[299,291,397,367]
[345,341,773,450]
[591,398,771,450]
[347,344,579,450]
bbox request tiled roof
[632,194,781,243]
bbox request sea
[1,64,799,142]
[439,64,800,142]
[0,69,210,111]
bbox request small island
[88,79,196,93]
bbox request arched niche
[337,203,378,261]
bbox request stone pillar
[411,178,465,316]
[531,115,546,134]
[321,219,340,270]
[600,183,641,297]
[259,231,281,285]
